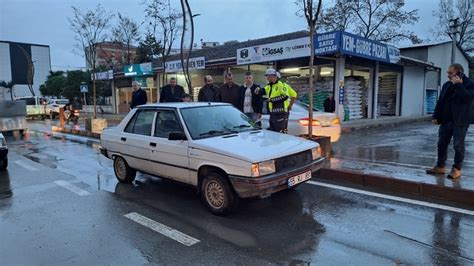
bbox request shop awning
[315,31,400,64]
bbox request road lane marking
[54,180,90,196]
[124,212,200,247]
[307,181,474,216]
[14,160,39,172]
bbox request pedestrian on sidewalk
[159,77,185,103]
[324,93,336,113]
[198,75,218,102]
[240,71,263,125]
[130,81,147,109]
[427,63,474,179]
[216,72,242,111]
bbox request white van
[15,96,47,119]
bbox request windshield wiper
[233,124,252,129]
[199,130,225,136]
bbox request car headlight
[251,160,275,177]
[312,147,321,160]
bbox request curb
[341,116,431,133]
[51,126,101,139]
[315,168,474,206]
[31,128,100,146]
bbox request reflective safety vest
[264,80,292,113]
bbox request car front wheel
[113,156,136,183]
[201,172,238,215]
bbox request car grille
[274,150,312,172]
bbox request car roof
[137,102,231,109]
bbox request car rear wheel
[0,158,8,171]
[200,172,238,215]
[113,156,136,183]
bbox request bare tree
[317,1,355,32]
[69,4,114,119]
[317,0,420,44]
[143,0,182,81]
[433,0,474,53]
[112,13,141,65]
[298,0,323,137]
[349,0,420,43]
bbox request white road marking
[124,212,200,247]
[14,160,39,172]
[54,180,90,196]
[307,181,474,216]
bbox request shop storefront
[114,62,156,113]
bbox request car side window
[124,110,155,136]
[154,110,182,138]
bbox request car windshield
[180,105,258,139]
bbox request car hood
[190,130,317,163]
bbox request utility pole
[449,18,460,64]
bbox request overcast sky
[0,0,441,69]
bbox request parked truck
[0,100,28,134]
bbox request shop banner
[237,37,311,65]
[165,57,206,73]
[124,62,153,76]
[91,70,113,81]
[315,31,400,64]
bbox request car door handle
[120,137,126,142]
[149,142,157,147]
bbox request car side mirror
[168,132,187,141]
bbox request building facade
[85,42,137,69]
[0,41,51,98]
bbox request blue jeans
[437,122,469,170]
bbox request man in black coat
[216,72,242,111]
[130,81,148,109]
[324,93,336,113]
[198,75,218,102]
[427,63,474,179]
[159,77,185,103]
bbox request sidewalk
[320,120,474,207]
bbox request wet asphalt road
[1,131,473,265]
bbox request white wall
[31,45,51,96]
[0,43,12,100]
[401,66,425,116]
[428,43,469,85]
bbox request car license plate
[287,170,312,187]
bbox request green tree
[40,71,66,98]
[135,33,162,63]
[63,70,90,101]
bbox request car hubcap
[206,181,225,208]
[115,159,127,179]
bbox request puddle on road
[23,153,58,169]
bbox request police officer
[258,68,293,133]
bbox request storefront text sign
[124,62,153,76]
[165,57,206,73]
[91,70,113,81]
[237,37,311,65]
[315,31,400,64]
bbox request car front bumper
[228,157,325,198]
[0,147,8,160]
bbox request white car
[100,103,325,215]
[46,99,70,119]
[261,101,341,142]
[0,133,7,170]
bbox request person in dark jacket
[198,75,218,102]
[427,63,474,179]
[240,71,263,123]
[324,93,336,113]
[159,77,185,103]
[216,72,242,111]
[130,81,148,109]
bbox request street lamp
[449,18,460,64]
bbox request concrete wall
[401,66,425,116]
